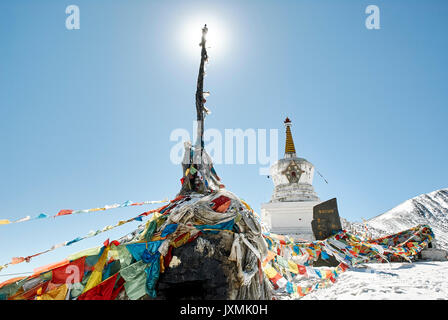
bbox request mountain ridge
[342,188,448,251]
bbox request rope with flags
[0,199,168,226]
[0,199,171,273]
[262,224,434,298]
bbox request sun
[180,14,228,59]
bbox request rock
[155,232,249,299]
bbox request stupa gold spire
[284,117,296,156]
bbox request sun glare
[180,15,228,59]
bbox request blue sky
[1,0,447,279]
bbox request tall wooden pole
[178,25,209,195]
[195,24,208,152]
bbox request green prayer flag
[143,220,158,242]
[114,245,133,269]
[120,260,147,300]
[276,256,289,269]
[70,282,85,299]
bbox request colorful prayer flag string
[261,224,434,298]
[0,198,168,226]
[0,199,175,273]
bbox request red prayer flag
[164,246,173,269]
[110,277,125,300]
[270,273,282,284]
[211,196,231,211]
[52,257,85,284]
[11,257,25,265]
[298,265,307,275]
[338,262,349,272]
[171,195,185,203]
[77,273,119,300]
[215,200,231,213]
[56,209,73,217]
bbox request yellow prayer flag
[263,266,277,279]
[0,219,11,225]
[82,246,110,293]
[67,246,102,261]
[37,284,68,300]
[171,232,190,248]
[288,260,299,274]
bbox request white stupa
[261,117,320,241]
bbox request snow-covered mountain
[344,189,448,251]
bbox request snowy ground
[303,261,448,300]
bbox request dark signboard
[311,198,342,241]
[310,198,342,267]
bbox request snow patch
[303,261,448,300]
